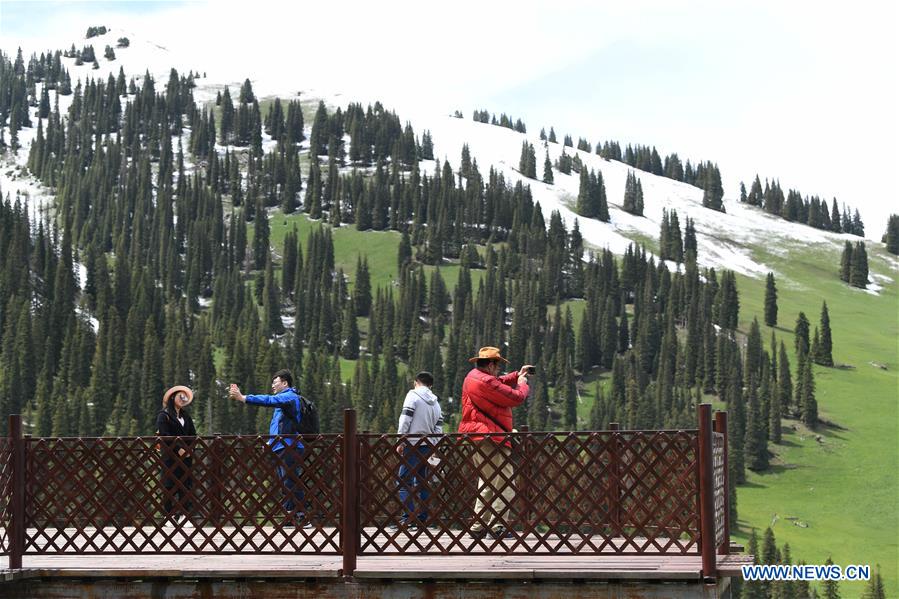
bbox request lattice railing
[357,430,700,555]
[3,408,728,566]
[712,431,726,550]
[0,437,11,555]
[23,434,343,554]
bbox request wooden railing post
[342,409,358,577]
[698,404,716,580]
[517,425,530,532]
[714,411,730,555]
[210,436,224,526]
[9,415,24,569]
[608,423,621,534]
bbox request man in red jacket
[458,346,533,539]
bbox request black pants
[161,456,193,517]
[275,446,304,514]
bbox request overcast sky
[2,0,896,235]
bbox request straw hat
[467,346,510,364]
[162,385,193,408]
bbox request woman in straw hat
[156,385,197,525]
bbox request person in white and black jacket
[393,371,443,528]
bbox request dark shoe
[468,528,489,539]
[387,519,410,531]
[490,527,514,540]
[290,512,313,529]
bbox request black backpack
[296,395,319,435]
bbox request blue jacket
[245,388,304,452]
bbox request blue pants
[398,445,431,523]
[276,446,304,514]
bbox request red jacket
[458,368,529,445]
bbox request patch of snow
[863,281,883,295]
[75,306,100,334]
[75,261,86,290]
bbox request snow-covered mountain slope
[3,29,896,290]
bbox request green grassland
[729,240,897,598]
[248,190,897,596]
[258,212,487,293]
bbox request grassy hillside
[730,241,898,598]
[278,209,897,596]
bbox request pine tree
[839,241,852,283]
[542,152,554,184]
[683,218,697,261]
[252,195,269,270]
[601,297,618,369]
[622,171,644,216]
[744,379,768,470]
[713,271,740,330]
[810,327,820,362]
[816,301,833,366]
[354,256,372,317]
[821,557,841,599]
[309,101,329,156]
[761,527,777,565]
[340,301,360,359]
[742,529,765,599]
[851,208,865,237]
[849,241,868,289]
[760,528,778,598]
[861,565,886,599]
[719,358,743,481]
[701,164,725,212]
[659,209,670,260]
[794,312,810,357]
[800,354,817,428]
[618,302,630,353]
[576,311,595,373]
[576,169,595,217]
[745,318,763,385]
[518,141,536,178]
[668,210,683,262]
[262,255,284,337]
[559,355,577,429]
[768,364,782,443]
[282,228,298,297]
[595,170,610,222]
[398,230,412,271]
[527,380,550,430]
[764,272,778,327]
[884,214,899,255]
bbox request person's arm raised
[476,374,529,408]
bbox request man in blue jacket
[229,369,308,527]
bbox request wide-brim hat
[467,346,510,364]
[162,385,193,407]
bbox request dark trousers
[398,445,431,523]
[275,446,304,514]
[161,457,193,517]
